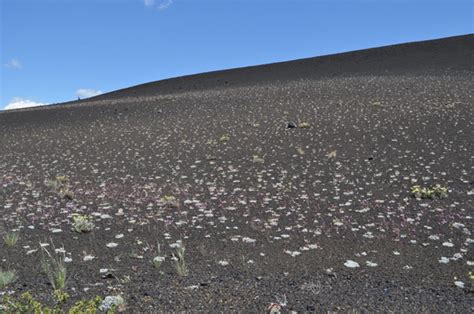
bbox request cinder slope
[0,35,472,311]
[89,34,473,100]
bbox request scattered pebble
[454,281,465,289]
[344,260,360,268]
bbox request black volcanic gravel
[0,35,473,312]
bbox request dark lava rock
[307,305,316,311]
[287,121,297,128]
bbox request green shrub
[69,296,103,314]
[1,292,104,313]
[53,289,70,304]
[71,214,94,233]
[1,292,47,313]
[0,269,17,289]
[411,184,448,199]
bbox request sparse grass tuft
[3,231,19,247]
[152,242,165,269]
[0,269,17,289]
[152,256,165,269]
[46,175,74,200]
[172,243,188,277]
[40,244,67,290]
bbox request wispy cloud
[144,0,173,10]
[4,97,47,110]
[4,58,22,69]
[144,0,155,7]
[76,88,103,99]
[157,0,173,10]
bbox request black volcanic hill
[89,34,473,101]
[0,35,473,311]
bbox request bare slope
[89,34,473,100]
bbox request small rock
[454,281,465,289]
[439,257,450,264]
[344,260,360,268]
[366,261,378,267]
[287,121,297,129]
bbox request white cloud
[76,88,103,99]
[144,0,173,10]
[4,97,48,110]
[157,0,173,10]
[144,0,155,7]
[4,58,22,69]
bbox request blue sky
[1,0,472,110]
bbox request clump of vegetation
[1,291,105,313]
[159,195,179,208]
[268,294,287,313]
[152,256,165,269]
[1,292,47,313]
[298,122,310,128]
[206,138,217,146]
[71,214,94,233]
[372,101,383,107]
[53,289,70,304]
[40,245,67,290]
[252,155,265,163]
[69,296,104,313]
[411,184,448,199]
[3,231,19,247]
[172,243,188,277]
[46,175,74,200]
[327,150,337,159]
[152,242,165,269]
[219,133,230,143]
[99,295,125,312]
[0,269,17,289]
